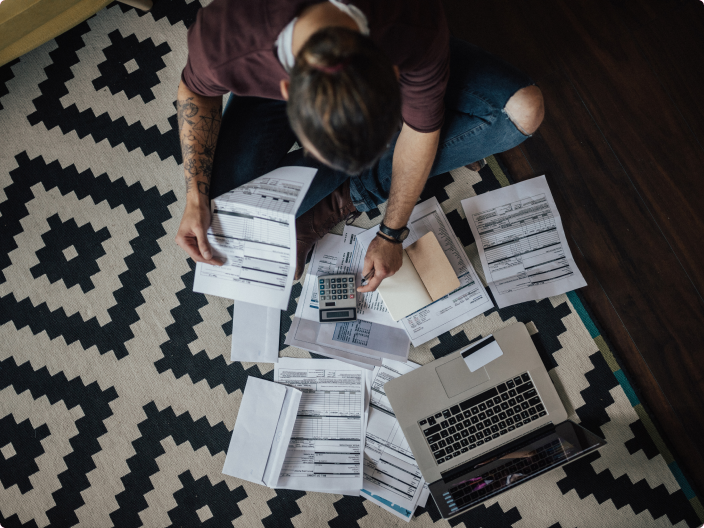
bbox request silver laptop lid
[385,323,569,484]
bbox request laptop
[384,322,606,518]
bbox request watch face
[399,228,410,241]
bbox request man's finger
[194,228,224,266]
[361,254,374,277]
[357,271,385,293]
[177,235,223,266]
[195,228,213,259]
[178,238,209,264]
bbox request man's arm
[175,80,224,265]
[357,123,440,292]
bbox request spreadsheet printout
[355,198,494,346]
[285,231,409,368]
[193,166,316,310]
[338,225,395,324]
[461,176,586,308]
[361,359,427,521]
[274,358,366,493]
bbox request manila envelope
[405,232,460,301]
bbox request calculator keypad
[318,276,355,302]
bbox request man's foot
[295,179,360,280]
[466,158,487,172]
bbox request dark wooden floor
[441,0,704,499]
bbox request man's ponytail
[287,27,402,175]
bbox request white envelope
[222,377,301,487]
[231,302,280,363]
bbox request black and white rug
[1,1,702,526]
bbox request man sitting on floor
[174,0,544,292]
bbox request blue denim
[209,38,534,216]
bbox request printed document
[285,231,410,368]
[355,198,494,346]
[274,358,366,493]
[461,176,586,308]
[194,166,316,310]
[361,359,426,521]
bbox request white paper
[361,359,426,521]
[339,225,398,324]
[274,358,366,493]
[222,377,302,487]
[285,231,409,368]
[419,484,430,508]
[355,198,494,346]
[461,175,587,308]
[462,335,503,372]
[194,166,317,310]
[231,302,280,363]
[316,319,410,361]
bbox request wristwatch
[377,222,410,244]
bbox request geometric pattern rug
[1,1,703,527]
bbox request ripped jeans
[209,38,535,216]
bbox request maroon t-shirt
[181,0,450,133]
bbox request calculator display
[318,274,357,323]
[326,311,352,318]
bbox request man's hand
[356,235,403,292]
[175,202,223,265]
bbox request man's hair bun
[287,27,402,174]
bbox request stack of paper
[286,230,411,369]
[354,197,494,347]
[286,197,494,366]
[361,359,430,521]
[194,166,317,311]
[213,174,584,521]
[222,358,429,521]
[191,166,317,364]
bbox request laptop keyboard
[443,438,563,513]
[418,372,548,465]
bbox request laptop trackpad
[436,358,490,399]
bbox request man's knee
[505,85,544,136]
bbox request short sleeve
[180,5,232,97]
[397,25,450,133]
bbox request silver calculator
[318,274,357,323]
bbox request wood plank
[441,0,558,81]
[631,3,704,153]
[443,0,704,497]
[604,0,695,31]
[500,146,704,497]
[527,0,704,298]
[507,65,704,495]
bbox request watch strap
[376,231,403,244]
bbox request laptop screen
[435,421,605,516]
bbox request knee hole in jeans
[504,85,545,136]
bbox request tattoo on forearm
[177,98,198,129]
[177,96,221,197]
